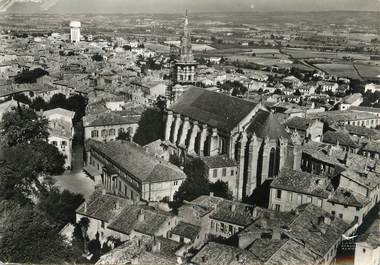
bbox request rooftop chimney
[152,240,161,253]
[210,192,214,197]
[138,209,145,222]
[83,202,87,213]
[102,188,107,195]
[231,204,236,212]
[324,216,331,225]
[272,228,281,240]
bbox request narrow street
[53,123,95,200]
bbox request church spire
[180,9,194,63]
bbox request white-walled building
[85,139,186,202]
[43,108,75,170]
[70,21,81,43]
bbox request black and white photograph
[0,0,379,264]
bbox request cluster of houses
[0,12,379,265]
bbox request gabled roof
[87,140,186,184]
[284,116,315,131]
[271,168,330,198]
[323,130,358,148]
[169,86,257,132]
[191,242,262,265]
[247,110,290,140]
[328,187,370,208]
[108,204,173,236]
[44,107,75,120]
[83,111,140,127]
[76,190,129,222]
[171,222,201,241]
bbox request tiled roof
[169,86,257,132]
[328,187,370,208]
[247,110,290,140]
[87,140,186,184]
[108,205,173,236]
[287,204,350,257]
[343,93,362,104]
[209,200,261,227]
[350,106,380,113]
[323,130,358,148]
[241,204,350,264]
[266,239,319,265]
[340,169,380,190]
[43,108,75,119]
[83,111,140,127]
[199,155,237,169]
[191,242,262,265]
[284,117,314,131]
[361,141,380,153]
[76,190,130,222]
[344,125,380,139]
[271,168,330,198]
[48,119,72,139]
[307,111,378,124]
[171,222,201,241]
[96,235,180,265]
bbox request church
[163,12,293,201]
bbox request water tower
[70,21,81,43]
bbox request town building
[198,155,239,198]
[354,217,380,265]
[84,139,186,202]
[70,21,81,43]
[164,86,291,200]
[43,108,75,169]
[284,116,324,142]
[340,93,363,111]
[364,83,380,93]
[177,195,263,245]
[83,111,141,142]
[307,110,380,129]
[238,204,352,265]
[168,11,198,102]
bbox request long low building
[84,139,186,202]
[307,110,380,129]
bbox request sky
[1,0,380,13]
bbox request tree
[133,108,164,146]
[91,54,103,61]
[30,96,47,111]
[210,180,233,200]
[12,93,31,105]
[1,106,49,146]
[171,159,233,211]
[0,206,81,263]
[116,131,131,141]
[123,45,132,51]
[48,93,67,109]
[14,68,48,84]
[172,159,209,208]
[37,188,84,228]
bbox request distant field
[314,63,361,80]
[283,48,370,60]
[226,55,293,67]
[354,64,380,80]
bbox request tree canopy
[133,108,164,146]
[14,68,49,84]
[0,206,81,263]
[1,106,49,146]
[171,158,233,211]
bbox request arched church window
[268,148,278,178]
